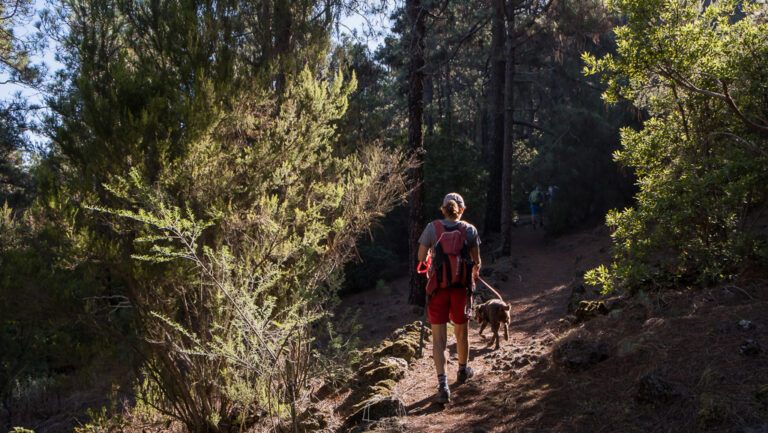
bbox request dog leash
[476,276,505,302]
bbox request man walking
[417,192,481,403]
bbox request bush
[584,0,768,292]
[93,72,409,430]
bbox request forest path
[340,220,612,432]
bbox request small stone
[738,320,756,330]
[739,340,761,356]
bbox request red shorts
[427,287,469,325]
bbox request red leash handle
[417,253,432,274]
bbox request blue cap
[442,192,465,209]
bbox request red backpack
[425,221,476,296]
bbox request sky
[0,1,394,147]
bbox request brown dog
[475,299,510,350]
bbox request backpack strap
[456,221,468,239]
[433,220,445,243]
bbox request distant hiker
[417,192,482,403]
[529,185,544,229]
[548,184,560,206]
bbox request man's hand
[472,264,480,279]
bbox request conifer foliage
[41,0,409,430]
[93,74,407,430]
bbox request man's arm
[418,244,429,262]
[470,246,481,277]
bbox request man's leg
[454,322,468,365]
[454,321,475,383]
[431,323,450,402]
[431,324,447,375]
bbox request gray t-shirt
[418,219,480,249]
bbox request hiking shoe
[437,384,451,403]
[457,366,475,384]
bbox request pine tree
[43,0,409,429]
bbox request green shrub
[584,0,768,292]
[92,71,408,430]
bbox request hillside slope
[330,223,768,433]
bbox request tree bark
[500,0,516,255]
[445,60,453,135]
[483,0,506,235]
[407,0,428,307]
[425,73,434,136]
[273,0,292,96]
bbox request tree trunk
[407,0,427,307]
[425,73,434,136]
[483,0,506,235]
[445,60,453,136]
[500,0,516,255]
[273,0,291,96]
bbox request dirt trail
[338,222,612,432]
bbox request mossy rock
[392,322,431,344]
[359,356,408,382]
[365,385,392,399]
[574,300,609,322]
[375,379,396,390]
[373,340,395,358]
[391,340,417,362]
[362,364,405,385]
[373,339,418,362]
[351,348,374,370]
[345,396,406,428]
[380,356,408,371]
[404,330,429,342]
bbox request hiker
[417,192,481,403]
[548,184,559,207]
[529,185,544,229]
